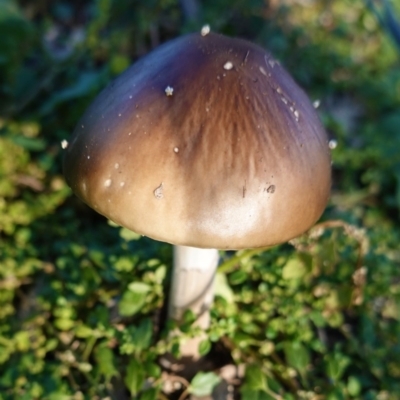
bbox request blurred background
[1,0,400,399]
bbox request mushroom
[63,32,331,360]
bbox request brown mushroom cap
[63,32,331,249]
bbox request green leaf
[325,352,350,382]
[182,309,196,325]
[244,364,267,391]
[118,291,146,316]
[124,359,145,396]
[144,361,161,378]
[114,256,135,272]
[95,344,118,382]
[75,324,94,338]
[54,318,75,331]
[198,338,211,356]
[128,282,151,293]
[282,257,306,280]
[283,341,310,373]
[120,319,153,355]
[154,265,167,283]
[188,372,221,397]
[9,135,46,151]
[229,269,248,285]
[14,331,30,352]
[120,227,141,241]
[119,284,150,316]
[347,376,361,396]
[77,362,92,372]
[132,319,153,352]
[214,272,235,303]
[139,388,158,400]
[110,54,130,75]
[240,385,272,400]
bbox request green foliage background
[1,0,400,399]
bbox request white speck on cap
[223,61,233,70]
[329,139,337,149]
[201,25,210,36]
[165,86,174,96]
[104,179,112,187]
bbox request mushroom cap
[63,32,331,250]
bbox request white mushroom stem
[168,245,219,358]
